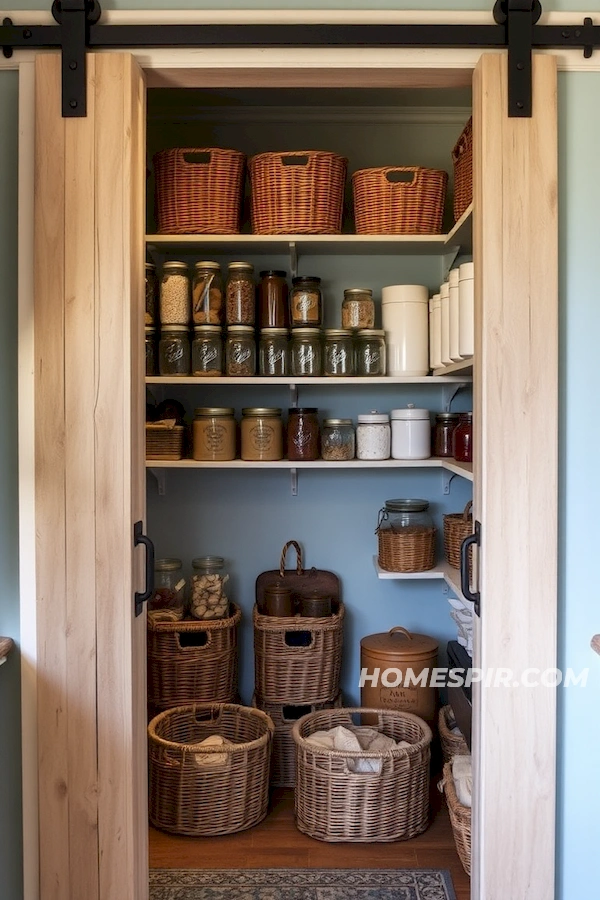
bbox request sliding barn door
[472,54,558,900]
[34,53,148,900]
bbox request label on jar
[203,423,228,451]
[164,341,184,363]
[363,348,380,367]
[250,423,274,451]
[231,345,252,364]
[296,346,315,367]
[292,431,312,451]
[328,348,348,369]
[267,346,284,366]
[197,344,218,366]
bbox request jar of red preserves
[287,407,320,461]
[453,412,473,462]
[433,412,459,458]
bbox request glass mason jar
[190,556,230,621]
[192,261,223,325]
[145,326,158,376]
[290,328,322,376]
[192,407,236,461]
[225,261,255,325]
[341,287,375,330]
[356,410,391,460]
[191,325,223,377]
[290,276,322,327]
[453,411,473,462]
[241,407,284,461]
[149,558,186,618]
[225,325,256,376]
[145,262,158,325]
[355,329,387,377]
[323,329,354,377]
[259,269,288,328]
[377,498,434,534]
[433,412,460,458]
[259,328,289,376]
[160,261,190,325]
[321,418,355,461]
[287,407,320,461]
[159,325,191,376]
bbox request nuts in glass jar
[193,261,223,325]
[341,288,375,330]
[290,276,322,326]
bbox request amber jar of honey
[192,407,236,461]
[240,408,283,461]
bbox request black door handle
[461,520,481,616]
[134,520,154,617]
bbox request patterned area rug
[149,868,457,899]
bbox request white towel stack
[305,725,410,774]
[448,595,474,655]
[452,754,472,808]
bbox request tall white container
[448,267,462,362]
[431,293,442,370]
[458,262,475,358]
[440,280,452,366]
[381,284,429,377]
[391,405,431,459]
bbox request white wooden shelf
[146,457,473,479]
[441,459,473,481]
[373,557,468,602]
[433,357,473,377]
[146,375,472,386]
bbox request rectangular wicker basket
[443,760,472,875]
[146,423,185,461]
[352,166,448,234]
[438,705,470,762]
[452,118,473,223]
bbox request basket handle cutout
[284,630,314,648]
[160,747,181,767]
[182,151,212,165]
[385,169,417,186]
[388,626,413,641]
[281,155,310,167]
[279,540,303,577]
[177,630,210,650]
[282,704,312,722]
[193,705,222,725]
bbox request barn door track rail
[1,0,598,117]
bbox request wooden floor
[149,777,470,900]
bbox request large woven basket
[253,693,343,787]
[293,707,431,843]
[452,117,473,223]
[145,423,185,461]
[443,761,472,875]
[443,501,473,569]
[352,166,448,234]
[147,603,241,713]
[153,147,245,234]
[249,151,347,234]
[253,602,344,704]
[438,705,469,762]
[377,527,436,573]
[148,703,274,836]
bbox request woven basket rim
[146,423,185,432]
[443,760,472,819]
[253,602,345,630]
[153,146,245,159]
[147,602,241,633]
[291,706,432,756]
[351,165,448,180]
[443,500,473,524]
[148,703,274,752]
[249,149,348,166]
[452,117,473,159]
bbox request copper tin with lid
[263,583,294,617]
[299,592,332,618]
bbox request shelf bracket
[290,468,298,496]
[441,382,469,412]
[441,471,456,496]
[147,467,166,496]
[289,383,298,407]
[289,241,298,279]
[442,246,460,282]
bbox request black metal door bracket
[52,1,100,117]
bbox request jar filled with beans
[226,261,255,325]
[193,261,223,325]
[225,325,256,376]
[341,288,375,330]
[160,261,191,325]
[321,418,355,461]
[290,276,322,327]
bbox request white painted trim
[17,59,39,900]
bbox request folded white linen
[194,734,231,766]
[452,754,472,807]
[305,725,411,774]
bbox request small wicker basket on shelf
[443,760,472,875]
[438,705,469,761]
[452,117,473,223]
[145,423,185,461]
[377,527,436,573]
[443,500,473,569]
[352,165,448,234]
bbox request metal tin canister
[360,626,439,722]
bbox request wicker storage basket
[293,707,432,842]
[443,501,473,569]
[352,166,448,234]
[443,760,472,875]
[377,527,436,573]
[153,147,245,234]
[249,151,347,235]
[146,423,185,461]
[148,703,274,836]
[147,603,241,713]
[438,705,469,761]
[253,602,345,704]
[253,693,343,787]
[452,117,473,223]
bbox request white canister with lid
[440,280,452,366]
[431,293,442,370]
[391,404,431,460]
[459,262,474,358]
[381,284,429,376]
[356,410,391,460]
[448,268,462,362]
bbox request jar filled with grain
[321,418,355,461]
[323,329,354,377]
[241,408,283,461]
[145,262,158,325]
[259,270,288,328]
[158,325,191,376]
[290,276,322,327]
[355,329,387,376]
[190,556,230,620]
[356,410,391,460]
[287,407,320,461]
[191,325,223,377]
[290,328,322,377]
[192,261,223,325]
[225,325,256,376]
[192,407,236,461]
[160,261,191,325]
[259,328,289,376]
[341,288,375,330]
[226,261,255,325]
[145,326,158,376]
[149,558,186,619]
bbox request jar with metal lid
[192,261,223,325]
[433,412,459,458]
[390,404,431,460]
[145,326,158,376]
[323,329,354,377]
[453,412,473,462]
[355,329,387,376]
[225,325,256,376]
[259,270,288,328]
[149,558,186,619]
[241,408,283,461]
[287,407,320,461]
[342,288,375,330]
[159,325,191,376]
[225,261,255,325]
[290,328,322,376]
[145,262,158,325]
[190,556,230,620]
[259,328,289,376]
[192,407,236,461]
[290,276,322,327]
[356,410,390,460]
[160,261,190,325]
[191,325,223,377]
[321,418,355,461]
[376,499,436,573]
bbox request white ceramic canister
[459,262,474,358]
[381,284,429,377]
[390,404,431,460]
[448,268,462,362]
[431,293,442,370]
[440,280,452,366]
[356,410,391,460]
[428,298,435,371]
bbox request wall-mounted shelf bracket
[289,242,298,279]
[441,470,456,496]
[147,467,166,496]
[289,383,298,407]
[442,246,460,281]
[441,382,469,412]
[290,468,298,496]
